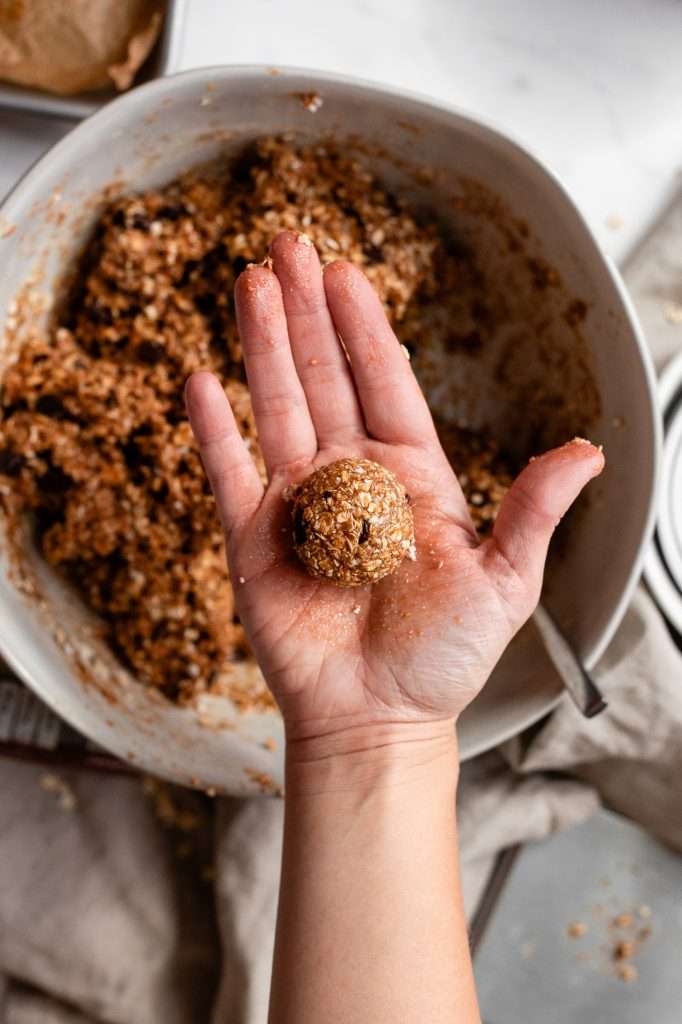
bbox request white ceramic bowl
[0,67,660,793]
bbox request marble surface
[1,0,681,266]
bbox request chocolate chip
[39,465,71,495]
[195,292,216,315]
[87,304,113,326]
[363,243,384,265]
[340,202,362,224]
[385,191,402,216]
[294,507,307,546]
[178,260,200,287]
[1,399,28,416]
[35,394,67,419]
[132,213,150,231]
[0,448,24,476]
[156,204,186,222]
[137,340,164,365]
[231,146,257,184]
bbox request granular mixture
[290,458,415,587]
[0,137,522,705]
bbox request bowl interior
[0,68,658,789]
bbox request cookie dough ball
[290,458,415,587]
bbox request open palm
[186,231,603,741]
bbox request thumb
[491,438,605,596]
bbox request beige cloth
[0,586,679,1023]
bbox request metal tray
[0,0,187,121]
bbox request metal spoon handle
[533,604,608,719]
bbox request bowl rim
[0,63,662,758]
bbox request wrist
[285,719,458,797]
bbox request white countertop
[1,0,681,263]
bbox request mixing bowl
[0,67,659,792]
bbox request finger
[270,231,365,445]
[323,260,439,447]
[185,371,264,534]
[491,439,605,595]
[235,266,317,475]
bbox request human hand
[185,230,604,747]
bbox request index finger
[185,371,264,535]
[323,260,440,448]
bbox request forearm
[268,721,481,1024]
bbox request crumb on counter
[616,963,638,983]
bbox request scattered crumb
[638,904,652,920]
[205,786,217,798]
[200,95,212,107]
[238,576,246,584]
[308,357,319,366]
[245,767,283,797]
[613,940,636,961]
[39,772,76,811]
[616,963,638,983]
[142,776,201,831]
[352,604,361,614]
[663,301,682,325]
[295,91,323,113]
[568,902,654,985]
[296,231,313,246]
[401,343,411,360]
[611,416,625,429]
[604,212,623,231]
[262,736,277,751]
